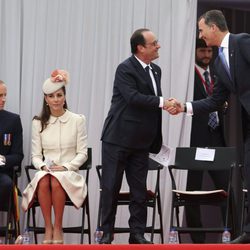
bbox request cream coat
[22,110,88,211]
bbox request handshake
[163,98,184,115]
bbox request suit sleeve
[114,63,161,109]
[192,76,230,115]
[238,34,250,64]
[5,115,24,169]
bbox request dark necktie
[203,71,211,95]
[145,66,157,95]
[203,71,218,129]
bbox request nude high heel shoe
[42,239,53,244]
[52,239,64,244]
[52,230,64,244]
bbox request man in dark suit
[100,28,169,244]
[167,10,250,244]
[186,38,227,243]
[0,80,23,211]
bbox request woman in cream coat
[22,69,87,244]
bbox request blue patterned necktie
[203,71,218,129]
[208,112,218,129]
[219,47,231,78]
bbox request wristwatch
[183,103,187,113]
[0,155,6,163]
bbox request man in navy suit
[100,28,170,244]
[186,38,227,243]
[167,10,250,244]
[0,80,23,211]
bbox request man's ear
[137,44,145,52]
[210,23,218,32]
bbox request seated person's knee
[38,175,51,191]
[51,176,63,190]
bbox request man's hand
[164,98,184,115]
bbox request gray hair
[199,10,228,32]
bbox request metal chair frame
[168,147,236,243]
[0,165,21,244]
[96,157,164,243]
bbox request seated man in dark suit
[0,80,23,211]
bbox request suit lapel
[130,56,158,95]
[228,35,235,85]
[215,56,235,92]
[197,77,207,98]
[151,65,161,96]
[217,59,231,81]
[0,111,7,153]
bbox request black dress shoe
[230,232,250,244]
[99,233,113,244]
[129,233,153,244]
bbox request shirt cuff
[159,97,164,108]
[186,102,193,116]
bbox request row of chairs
[1,146,247,244]
[0,147,164,244]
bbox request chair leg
[157,194,164,243]
[86,198,91,244]
[175,206,182,243]
[5,192,13,244]
[150,197,157,243]
[80,195,91,244]
[97,190,102,229]
[241,192,246,234]
[30,206,38,244]
[16,220,20,238]
[80,205,85,244]
[12,209,17,240]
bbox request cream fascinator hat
[42,69,70,94]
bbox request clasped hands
[163,98,184,115]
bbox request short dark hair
[130,28,150,54]
[196,38,207,49]
[199,10,228,32]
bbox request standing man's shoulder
[234,33,250,39]
[232,33,250,61]
[119,55,139,69]
[116,56,142,76]
[232,33,250,46]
